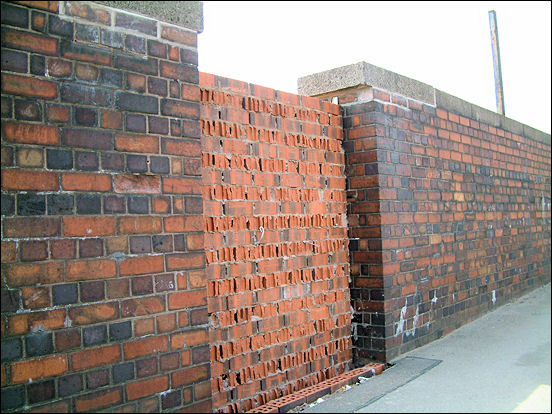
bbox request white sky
[198,1,551,134]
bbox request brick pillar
[1,1,209,412]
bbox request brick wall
[199,73,352,412]
[1,1,210,412]
[337,86,551,362]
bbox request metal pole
[488,10,505,115]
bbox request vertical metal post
[489,10,505,115]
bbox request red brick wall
[1,2,209,412]
[199,73,353,412]
[339,87,551,362]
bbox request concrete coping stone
[298,61,550,145]
[93,1,203,33]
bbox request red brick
[9,309,65,335]
[168,289,206,310]
[171,364,209,387]
[1,169,59,191]
[61,173,111,191]
[63,216,116,237]
[120,255,164,276]
[65,1,111,25]
[166,252,204,271]
[124,336,168,360]
[11,355,67,384]
[3,28,57,55]
[2,73,58,99]
[160,25,196,47]
[126,375,169,401]
[5,262,63,287]
[3,217,60,238]
[162,177,202,194]
[163,216,203,232]
[113,174,161,194]
[71,344,121,371]
[121,296,165,317]
[170,329,208,350]
[66,259,117,281]
[13,1,59,12]
[69,302,119,325]
[115,133,160,153]
[21,286,50,309]
[118,216,162,234]
[3,122,60,145]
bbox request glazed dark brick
[182,118,201,138]
[127,154,147,172]
[79,238,103,258]
[1,2,28,28]
[192,344,210,364]
[148,77,168,97]
[125,34,146,54]
[162,390,181,410]
[76,194,101,214]
[55,328,81,351]
[30,55,46,76]
[27,380,55,404]
[115,12,156,36]
[152,235,173,253]
[180,47,198,66]
[104,195,126,213]
[15,99,42,121]
[185,197,203,214]
[47,148,73,170]
[147,39,167,58]
[130,236,151,254]
[109,321,132,341]
[17,193,46,216]
[1,386,25,411]
[1,289,19,312]
[150,156,170,174]
[83,324,108,347]
[75,150,99,170]
[80,280,105,302]
[1,96,13,118]
[75,107,98,127]
[20,240,48,261]
[101,28,123,49]
[48,194,74,215]
[125,113,146,132]
[174,234,186,251]
[1,49,27,73]
[101,152,124,171]
[190,308,208,326]
[1,194,15,215]
[87,369,109,389]
[49,14,73,38]
[115,91,158,114]
[131,275,153,295]
[1,337,22,362]
[76,23,99,42]
[52,283,78,306]
[26,332,54,357]
[114,53,158,76]
[136,357,157,378]
[112,362,134,383]
[128,195,149,214]
[58,373,83,397]
[149,117,169,135]
[61,83,112,107]
[100,68,123,88]
[61,128,113,150]
[155,274,176,292]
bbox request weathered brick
[1,49,28,73]
[160,25,196,47]
[1,2,29,27]
[3,217,60,238]
[67,259,116,281]
[115,53,158,75]
[14,99,42,121]
[125,34,146,54]
[48,14,73,38]
[60,83,112,107]
[68,302,119,326]
[125,113,146,132]
[2,73,58,99]
[161,98,199,118]
[76,23,99,42]
[3,28,57,55]
[4,121,59,145]
[160,61,198,83]
[66,2,111,25]
[60,40,111,65]
[115,91,158,114]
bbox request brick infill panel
[247,363,385,413]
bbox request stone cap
[297,61,435,105]
[94,1,203,32]
[298,61,550,145]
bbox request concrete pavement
[298,283,551,413]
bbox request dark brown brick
[115,91,158,114]
[115,12,157,36]
[115,53,158,75]
[61,128,113,150]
